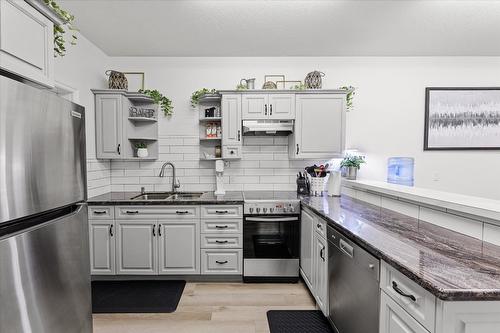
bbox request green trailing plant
[139,89,173,116]
[340,85,356,111]
[236,84,248,91]
[291,82,307,90]
[191,88,217,107]
[134,142,147,149]
[340,155,365,169]
[43,0,78,57]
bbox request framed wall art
[424,87,500,150]
[123,72,145,91]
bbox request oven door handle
[245,216,299,222]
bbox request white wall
[105,57,500,199]
[54,34,111,197]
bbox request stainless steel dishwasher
[327,224,380,333]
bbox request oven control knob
[249,207,254,213]
[270,208,274,213]
[256,208,261,213]
[289,206,295,213]
[263,208,267,213]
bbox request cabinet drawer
[201,249,242,275]
[380,291,429,333]
[89,206,114,220]
[201,205,242,219]
[381,261,436,332]
[201,234,242,249]
[115,206,200,219]
[201,219,242,233]
[222,146,241,159]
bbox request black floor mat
[267,310,334,333]
[92,280,185,313]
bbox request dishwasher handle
[339,239,354,258]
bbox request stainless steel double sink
[130,192,204,201]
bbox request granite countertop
[301,195,500,301]
[87,190,500,300]
[87,191,244,205]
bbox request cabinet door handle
[392,281,416,302]
[158,224,162,237]
[320,246,325,261]
[264,104,267,116]
[93,210,107,215]
[216,260,228,264]
[215,240,228,244]
[117,144,121,155]
[126,210,139,214]
[270,104,272,115]
[152,225,156,237]
[296,144,299,154]
[216,210,229,214]
[215,225,228,229]
[109,224,113,237]
[176,211,189,214]
[237,130,241,141]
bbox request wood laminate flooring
[93,281,316,333]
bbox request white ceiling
[60,0,500,56]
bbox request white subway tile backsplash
[381,196,419,219]
[230,176,260,184]
[356,190,382,206]
[124,169,155,177]
[483,223,500,246]
[260,145,287,152]
[260,160,290,168]
[245,168,274,175]
[244,183,274,191]
[419,207,483,240]
[170,145,198,154]
[243,137,274,145]
[260,175,289,184]
[243,153,273,161]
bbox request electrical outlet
[432,172,440,181]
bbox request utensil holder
[309,175,329,196]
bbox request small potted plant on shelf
[340,155,365,180]
[135,142,148,158]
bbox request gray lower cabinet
[116,220,158,275]
[380,291,429,333]
[313,232,328,315]
[301,208,329,316]
[300,208,314,288]
[89,220,115,275]
[201,249,242,275]
[158,220,200,274]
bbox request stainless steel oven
[243,192,301,282]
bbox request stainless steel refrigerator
[0,74,92,332]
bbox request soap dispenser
[214,160,225,195]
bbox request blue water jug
[387,157,414,187]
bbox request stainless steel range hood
[242,120,294,136]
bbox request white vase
[137,148,148,158]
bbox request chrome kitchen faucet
[158,162,180,192]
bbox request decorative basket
[304,71,325,89]
[262,81,277,89]
[106,70,128,90]
[309,174,329,196]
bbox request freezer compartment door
[0,75,86,224]
[0,204,92,333]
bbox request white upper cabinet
[0,0,54,87]
[221,93,242,159]
[268,94,295,119]
[290,93,345,159]
[242,93,295,120]
[242,94,267,119]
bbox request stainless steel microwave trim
[242,119,294,136]
[245,216,299,222]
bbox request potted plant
[340,155,365,180]
[191,88,217,108]
[139,89,173,116]
[135,142,148,158]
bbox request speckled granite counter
[87,191,244,205]
[300,195,500,301]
